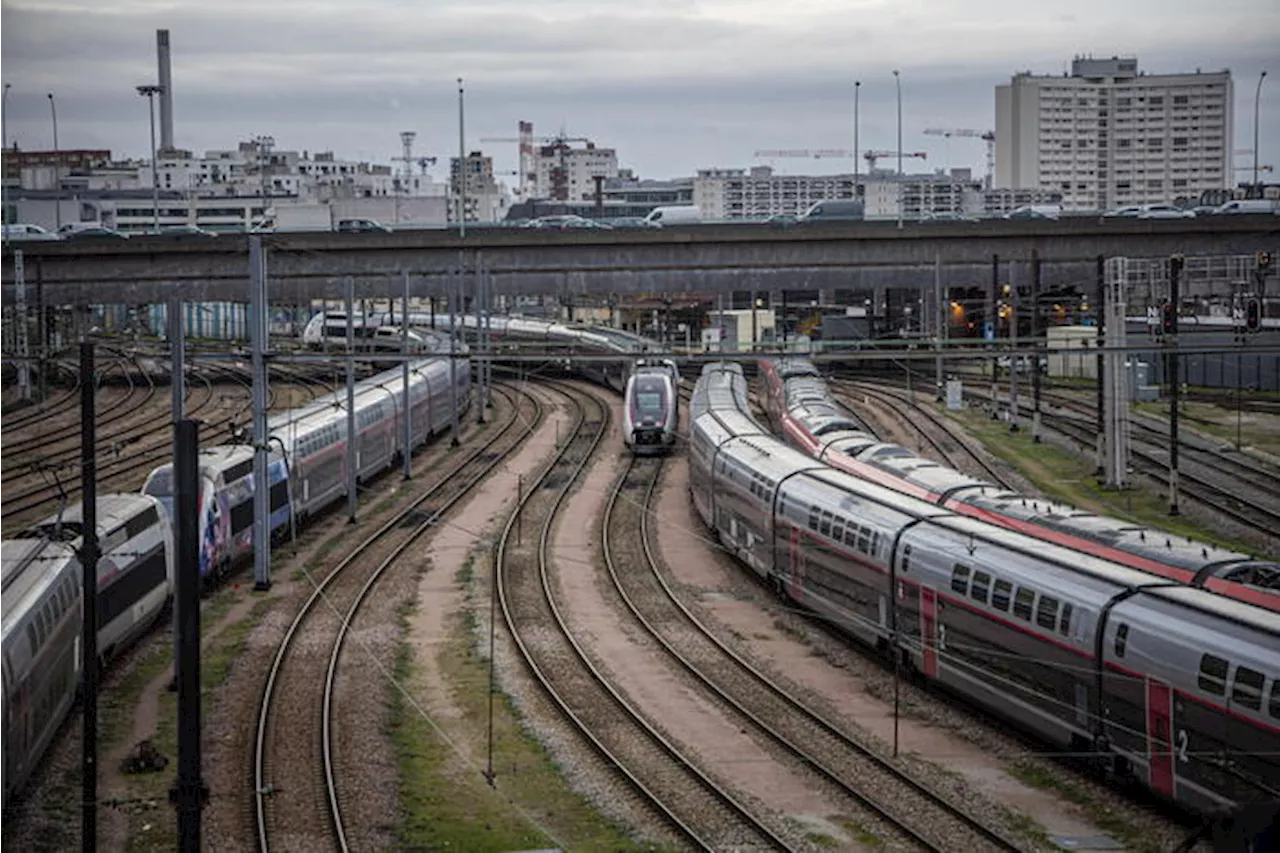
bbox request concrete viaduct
[3,216,1277,305]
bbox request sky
[3,0,1278,185]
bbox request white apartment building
[861,170,983,218]
[995,56,1232,211]
[693,166,856,219]
[532,142,618,201]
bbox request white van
[1005,204,1062,221]
[643,205,702,226]
[1212,199,1279,215]
[2,224,61,242]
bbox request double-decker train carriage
[691,362,1279,814]
[2,538,82,807]
[623,359,680,454]
[758,357,1280,609]
[142,446,292,580]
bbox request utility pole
[1031,249,1042,442]
[48,93,61,231]
[137,85,164,232]
[989,253,1000,410]
[402,272,412,480]
[345,276,357,523]
[1094,255,1105,475]
[457,78,466,237]
[1167,255,1183,515]
[14,250,30,401]
[1009,262,1019,431]
[934,252,944,400]
[250,236,272,590]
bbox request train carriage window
[1269,682,1280,720]
[270,480,290,512]
[970,571,990,604]
[808,506,820,531]
[832,518,846,544]
[125,507,160,539]
[1114,623,1129,657]
[1036,596,1059,630]
[871,531,881,557]
[1231,667,1264,711]
[1013,589,1035,621]
[901,544,912,573]
[1059,603,1073,637]
[857,526,870,553]
[819,511,833,537]
[1197,654,1228,696]
[951,564,971,594]
[991,579,1012,610]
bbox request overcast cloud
[3,0,1277,183]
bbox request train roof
[1132,584,1280,636]
[2,539,78,623]
[857,444,993,494]
[28,494,162,541]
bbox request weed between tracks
[1005,758,1156,853]
[391,549,670,852]
[944,406,1265,556]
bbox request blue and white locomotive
[689,362,1279,816]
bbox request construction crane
[862,150,927,170]
[923,128,996,189]
[480,128,591,201]
[753,149,927,171]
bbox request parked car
[2,223,61,242]
[1102,205,1144,218]
[920,211,979,223]
[336,218,392,233]
[601,216,655,229]
[1005,204,1061,220]
[764,213,798,225]
[797,199,865,222]
[158,224,219,238]
[1136,204,1195,219]
[59,224,129,239]
[1211,199,1279,215]
[523,215,611,230]
[643,205,703,226]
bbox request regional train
[623,359,680,454]
[758,358,1280,611]
[691,362,1278,814]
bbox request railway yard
[2,337,1277,853]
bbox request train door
[788,526,805,600]
[1146,678,1175,797]
[919,586,939,678]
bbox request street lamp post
[853,80,861,197]
[1255,70,1268,192]
[47,93,60,231]
[136,85,164,233]
[3,84,10,224]
[457,77,466,238]
[893,70,903,229]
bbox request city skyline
[2,0,1277,186]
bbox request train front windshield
[636,389,666,413]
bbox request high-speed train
[623,359,680,454]
[3,494,175,805]
[2,350,472,807]
[758,358,1280,612]
[691,362,1278,815]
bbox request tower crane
[923,128,996,189]
[753,149,927,171]
[480,128,591,201]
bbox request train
[3,494,176,805]
[623,359,680,454]
[1,351,471,808]
[757,357,1280,611]
[690,361,1278,815]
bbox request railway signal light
[1245,297,1262,332]
[1160,303,1177,336]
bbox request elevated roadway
[3,216,1277,304]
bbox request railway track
[1,358,82,429]
[832,379,1016,489]
[496,382,794,852]
[253,383,542,853]
[603,453,1025,852]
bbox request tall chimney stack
[156,29,174,151]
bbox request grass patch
[805,831,842,847]
[1132,400,1280,457]
[772,617,807,643]
[1002,809,1054,848]
[946,406,1266,556]
[391,558,667,852]
[123,596,272,853]
[1005,758,1157,853]
[833,816,885,848]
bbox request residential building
[995,55,1232,211]
[448,151,510,223]
[980,187,1065,216]
[861,169,983,218]
[693,166,856,219]
[532,141,619,201]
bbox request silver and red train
[692,361,1278,816]
[623,359,680,454]
[758,357,1280,613]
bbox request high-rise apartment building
[449,151,509,222]
[693,166,856,219]
[532,142,618,201]
[995,56,1232,211]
